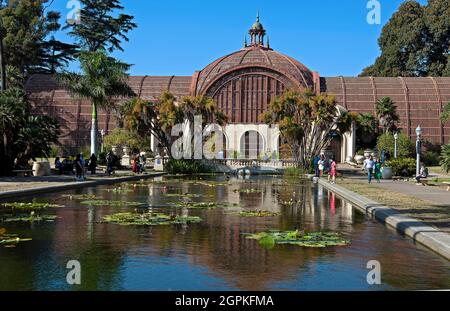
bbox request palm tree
[375,97,399,133]
[440,102,450,123]
[59,50,135,155]
[356,112,379,147]
[441,144,450,173]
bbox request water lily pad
[230,210,280,217]
[176,202,238,209]
[62,194,97,200]
[102,212,202,226]
[233,188,262,194]
[2,202,63,210]
[0,229,32,247]
[1,214,58,223]
[80,200,143,207]
[244,230,350,248]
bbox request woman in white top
[318,154,325,177]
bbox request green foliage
[2,214,58,223]
[386,158,417,177]
[64,0,137,53]
[376,132,414,159]
[440,144,450,173]
[262,89,354,168]
[361,0,450,77]
[103,128,151,152]
[102,212,202,226]
[283,167,309,176]
[441,102,450,123]
[423,150,441,166]
[0,88,60,175]
[375,97,399,133]
[355,113,379,149]
[0,0,77,83]
[165,159,212,174]
[244,230,350,248]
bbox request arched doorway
[240,131,264,159]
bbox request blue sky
[48,0,427,77]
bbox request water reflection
[0,176,449,291]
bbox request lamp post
[415,125,422,176]
[100,129,105,153]
[394,131,398,159]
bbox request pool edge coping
[0,172,166,200]
[317,178,450,261]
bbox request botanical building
[26,16,450,161]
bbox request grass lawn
[338,178,450,232]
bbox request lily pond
[0,175,449,291]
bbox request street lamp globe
[394,132,398,140]
[415,125,422,138]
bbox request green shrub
[423,151,440,167]
[441,144,450,173]
[104,128,151,152]
[283,167,309,177]
[386,158,416,177]
[165,159,212,174]
[377,132,414,160]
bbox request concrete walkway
[339,164,450,206]
[318,178,450,260]
[0,171,164,199]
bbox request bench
[12,169,34,177]
[443,182,450,192]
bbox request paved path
[339,164,450,207]
[0,171,164,199]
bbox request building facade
[26,16,450,161]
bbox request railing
[207,159,299,169]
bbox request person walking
[328,157,337,184]
[75,154,83,181]
[363,156,375,184]
[106,151,114,175]
[88,154,97,175]
[374,159,382,183]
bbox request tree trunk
[0,33,6,91]
[90,102,98,156]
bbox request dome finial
[249,11,266,47]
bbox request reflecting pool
[0,175,449,290]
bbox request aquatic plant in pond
[2,202,63,210]
[229,210,280,217]
[102,212,202,226]
[104,187,134,194]
[176,202,239,209]
[80,200,143,207]
[233,188,262,194]
[0,228,32,247]
[244,230,350,248]
[162,193,202,198]
[62,194,97,200]
[1,213,58,223]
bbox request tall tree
[59,50,135,155]
[441,102,450,123]
[356,113,379,149]
[0,0,77,85]
[262,90,354,169]
[375,97,400,133]
[361,0,449,77]
[64,0,137,52]
[124,92,226,158]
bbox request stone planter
[354,155,365,165]
[364,149,373,158]
[111,145,119,156]
[382,167,393,180]
[33,161,51,177]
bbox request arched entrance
[240,131,264,159]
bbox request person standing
[374,159,382,183]
[318,154,325,177]
[88,154,97,175]
[75,154,83,181]
[313,154,320,177]
[364,156,375,184]
[329,157,337,184]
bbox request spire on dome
[247,11,269,48]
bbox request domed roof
[251,20,264,30]
[193,46,314,95]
